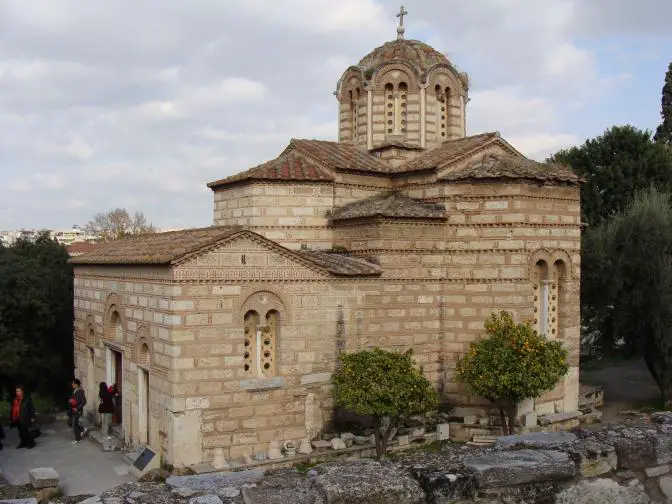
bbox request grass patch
[631,397,669,413]
[294,462,318,474]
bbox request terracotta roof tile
[299,251,382,276]
[290,139,389,174]
[397,132,500,173]
[441,154,579,183]
[69,226,242,265]
[357,39,451,74]
[330,191,446,221]
[207,151,334,188]
[66,242,99,256]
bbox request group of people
[0,379,120,450]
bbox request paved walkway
[0,420,134,496]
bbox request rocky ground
[4,412,672,504]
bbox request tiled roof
[330,191,446,221]
[291,139,389,174]
[299,251,382,276]
[68,227,385,277]
[371,140,424,151]
[69,227,243,265]
[357,39,451,74]
[398,132,501,173]
[66,242,99,256]
[441,154,579,183]
[207,151,334,189]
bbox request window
[385,83,394,134]
[436,85,451,140]
[534,259,560,338]
[398,82,408,134]
[244,309,278,377]
[350,88,360,141]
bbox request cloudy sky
[0,0,670,231]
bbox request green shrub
[332,348,438,459]
[456,311,569,434]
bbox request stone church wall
[72,267,188,464]
[212,182,334,250]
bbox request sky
[0,0,670,231]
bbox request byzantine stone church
[71,12,581,468]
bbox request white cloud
[0,0,669,229]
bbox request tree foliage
[654,62,672,146]
[0,232,74,400]
[456,312,569,434]
[581,187,672,404]
[86,208,155,241]
[551,125,672,228]
[332,348,438,459]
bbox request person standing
[10,385,35,449]
[71,379,88,444]
[98,382,114,439]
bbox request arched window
[398,82,408,135]
[534,260,550,336]
[243,309,279,377]
[436,85,451,140]
[350,88,360,141]
[385,83,395,135]
[105,310,124,343]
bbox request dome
[357,39,451,76]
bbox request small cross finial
[396,5,408,40]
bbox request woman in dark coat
[10,385,36,449]
[98,382,114,439]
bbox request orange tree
[332,348,438,459]
[455,311,568,434]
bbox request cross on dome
[396,5,408,40]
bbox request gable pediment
[172,233,331,281]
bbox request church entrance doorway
[106,347,123,425]
[138,368,150,445]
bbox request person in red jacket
[70,379,88,444]
[10,385,35,449]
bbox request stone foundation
[61,413,672,503]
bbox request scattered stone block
[298,438,312,455]
[660,475,672,500]
[463,415,478,425]
[539,411,583,426]
[496,431,577,450]
[437,423,450,441]
[172,488,198,498]
[29,467,59,489]
[462,449,575,488]
[217,487,240,499]
[556,478,650,504]
[189,495,222,504]
[397,435,410,447]
[312,459,425,504]
[267,441,283,460]
[166,470,264,491]
[354,435,372,446]
[646,464,670,478]
[523,412,538,427]
[312,439,331,449]
[340,432,356,447]
[568,440,618,478]
[331,437,347,450]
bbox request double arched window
[435,85,451,141]
[533,259,567,338]
[384,81,408,136]
[243,310,279,377]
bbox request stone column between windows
[367,89,373,149]
[420,87,426,148]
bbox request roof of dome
[357,39,450,74]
